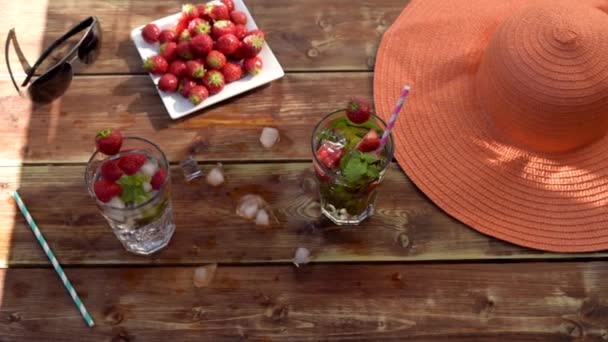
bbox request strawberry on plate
[230,42,246,61]
[158,73,179,93]
[168,60,188,78]
[101,159,123,182]
[94,180,123,203]
[159,42,178,62]
[346,97,372,124]
[357,129,381,152]
[206,50,227,70]
[159,29,177,43]
[190,34,213,56]
[188,18,211,36]
[230,11,247,25]
[179,78,198,98]
[203,70,225,94]
[118,154,147,175]
[189,85,209,105]
[177,41,194,60]
[175,16,189,35]
[151,168,168,190]
[143,55,169,74]
[234,24,248,40]
[142,23,160,43]
[316,141,344,169]
[95,128,123,155]
[207,3,230,21]
[244,56,263,76]
[221,62,243,83]
[248,29,266,40]
[212,20,236,39]
[182,4,199,20]
[179,30,192,42]
[241,31,265,58]
[216,34,239,55]
[221,0,235,12]
[186,60,206,79]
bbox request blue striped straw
[12,191,95,328]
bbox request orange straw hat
[374,0,608,252]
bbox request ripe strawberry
[190,34,213,56]
[101,159,123,182]
[221,0,235,12]
[197,4,211,20]
[221,62,243,82]
[118,154,147,175]
[189,85,209,105]
[95,128,123,155]
[229,42,246,61]
[208,3,230,21]
[230,11,247,25]
[206,50,227,70]
[94,180,123,203]
[175,16,189,35]
[244,56,263,76]
[346,97,372,124]
[314,163,331,182]
[234,24,248,40]
[151,168,167,190]
[159,42,178,62]
[242,32,265,58]
[316,142,344,169]
[142,23,160,43]
[357,130,381,152]
[203,70,225,94]
[143,55,168,74]
[212,20,236,39]
[159,29,177,43]
[186,60,206,79]
[179,78,197,98]
[158,73,179,93]
[179,29,191,42]
[182,4,199,20]
[168,60,187,78]
[248,29,266,40]
[216,34,240,55]
[177,41,193,60]
[189,18,211,36]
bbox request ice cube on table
[260,127,280,149]
[206,164,225,187]
[180,155,204,182]
[293,247,311,267]
[255,209,270,226]
[141,159,159,177]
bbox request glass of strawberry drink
[312,98,394,225]
[85,130,175,255]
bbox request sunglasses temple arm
[5,29,22,94]
[22,17,94,87]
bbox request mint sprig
[118,174,152,205]
[342,151,382,184]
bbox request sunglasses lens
[28,63,73,103]
[78,22,102,64]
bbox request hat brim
[374,0,608,252]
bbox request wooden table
[1,1,607,340]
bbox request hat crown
[477,1,608,153]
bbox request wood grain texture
[1,164,606,266]
[0,73,373,165]
[1,262,607,341]
[0,0,405,75]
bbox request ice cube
[180,155,204,182]
[293,247,311,267]
[105,197,126,221]
[193,264,218,288]
[206,163,225,187]
[236,194,265,220]
[260,127,280,149]
[255,209,270,226]
[317,129,346,148]
[143,182,153,192]
[141,159,159,177]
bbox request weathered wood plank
[0,73,372,165]
[1,164,606,266]
[1,262,607,341]
[1,0,405,75]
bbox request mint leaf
[118,174,152,205]
[366,165,380,179]
[343,155,368,183]
[360,152,380,164]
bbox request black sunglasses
[5,16,102,103]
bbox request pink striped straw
[379,85,411,148]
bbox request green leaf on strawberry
[118,174,152,205]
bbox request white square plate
[130,0,284,119]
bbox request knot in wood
[307,48,319,58]
[7,312,21,324]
